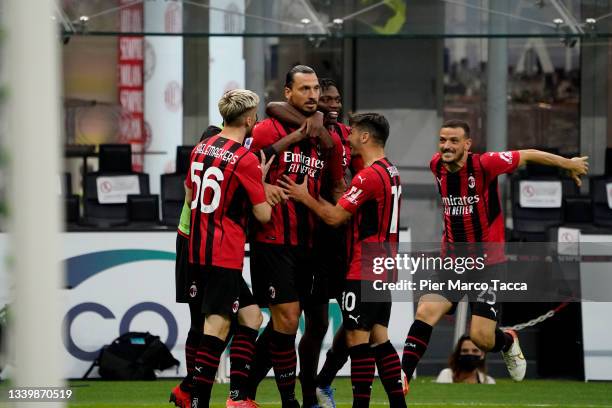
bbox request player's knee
[238,307,263,330]
[254,310,264,328]
[469,327,494,351]
[345,329,369,348]
[415,303,444,326]
[272,307,300,333]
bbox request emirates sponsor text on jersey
[283,150,325,177]
[441,194,481,216]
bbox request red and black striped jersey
[338,158,402,281]
[430,151,520,263]
[329,122,351,173]
[185,135,266,269]
[329,122,366,177]
[247,117,343,247]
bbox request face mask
[457,354,482,371]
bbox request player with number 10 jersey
[280,113,406,408]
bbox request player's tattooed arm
[278,175,351,227]
[518,149,589,186]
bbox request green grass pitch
[57,377,612,408]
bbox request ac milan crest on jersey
[189,283,197,298]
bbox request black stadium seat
[591,176,612,228]
[176,145,193,175]
[82,172,150,227]
[161,145,194,226]
[128,194,160,224]
[99,144,132,173]
[511,174,578,241]
[161,173,185,226]
[563,196,593,224]
[63,172,80,225]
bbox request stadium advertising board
[0,231,412,379]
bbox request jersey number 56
[190,162,224,213]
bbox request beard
[441,149,463,163]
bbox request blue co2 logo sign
[63,301,178,361]
[63,249,177,361]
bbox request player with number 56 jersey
[186,134,266,269]
[180,89,279,408]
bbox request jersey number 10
[190,162,224,213]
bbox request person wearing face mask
[436,335,495,384]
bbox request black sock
[374,341,406,408]
[298,312,328,407]
[246,323,274,399]
[491,329,513,353]
[180,328,203,392]
[299,371,317,407]
[349,343,375,408]
[316,337,349,387]
[401,319,432,383]
[191,334,225,408]
[270,330,298,405]
[229,325,258,401]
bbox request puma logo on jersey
[348,314,360,324]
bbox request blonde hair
[218,89,260,126]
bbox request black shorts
[175,233,194,303]
[249,243,314,306]
[423,262,506,322]
[306,225,348,308]
[187,265,256,317]
[340,280,392,331]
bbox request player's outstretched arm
[518,149,589,186]
[278,175,351,227]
